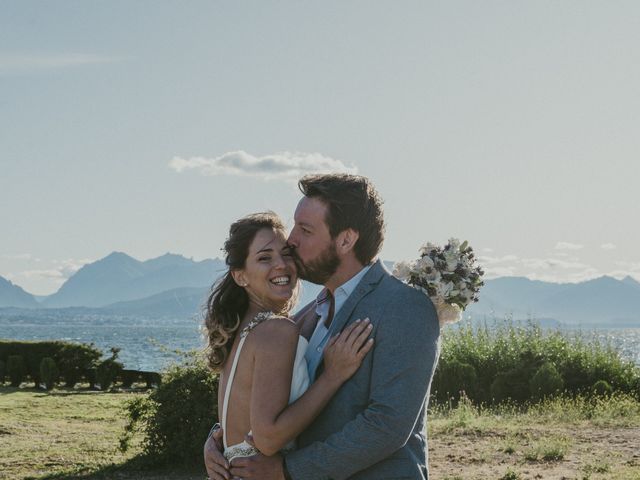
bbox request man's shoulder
[377,271,432,303]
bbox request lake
[1,310,639,371]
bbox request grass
[0,386,204,480]
[2,386,640,479]
[428,393,640,479]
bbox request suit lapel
[327,259,386,337]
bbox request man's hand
[230,453,285,480]
[204,428,230,480]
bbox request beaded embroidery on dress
[221,311,310,462]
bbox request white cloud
[169,151,358,182]
[0,53,123,73]
[483,265,517,279]
[554,241,584,251]
[601,243,617,250]
[16,258,92,282]
[20,269,66,280]
[1,253,32,260]
[525,268,601,284]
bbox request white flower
[439,281,455,297]
[393,261,411,281]
[419,242,439,256]
[425,269,441,283]
[446,258,458,272]
[447,238,461,250]
[417,256,435,270]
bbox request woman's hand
[322,318,374,384]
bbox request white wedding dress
[221,311,310,462]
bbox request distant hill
[103,286,210,317]
[0,276,40,308]
[3,253,639,326]
[101,281,324,318]
[42,252,226,308]
[467,275,640,326]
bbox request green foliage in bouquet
[39,357,60,390]
[529,362,564,399]
[96,347,124,391]
[120,355,218,465]
[7,355,26,387]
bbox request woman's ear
[231,270,248,287]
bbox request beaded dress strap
[221,311,274,449]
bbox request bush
[96,348,123,391]
[433,359,479,403]
[120,369,138,388]
[57,342,102,388]
[433,320,640,405]
[0,340,102,387]
[120,358,218,464]
[7,355,26,387]
[530,362,564,399]
[40,357,60,390]
[0,359,5,385]
[592,379,613,397]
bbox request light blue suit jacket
[286,259,440,479]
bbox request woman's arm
[249,317,373,456]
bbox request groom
[206,174,440,479]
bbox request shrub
[490,367,532,404]
[120,370,138,388]
[40,357,60,390]
[120,358,218,464]
[0,340,102,387]
[433,320,640,405]
[57,342,102,387]
[7,355,26,387]
[592,380,613,397]
[0,359,5,385]
[433,359,479,403]
[96,348,123,391]
[530,362,564,399]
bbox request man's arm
[204,427,230,480]
[285,289,440,480]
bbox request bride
[203,212,373,470]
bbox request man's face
[287,196,340,285]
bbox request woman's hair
[203,211,292,371]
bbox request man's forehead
[295,196,327,220]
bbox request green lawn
[1,387,639,480]
[0,387,203,480]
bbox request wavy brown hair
[203,211,295,371]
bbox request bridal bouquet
[393,238,484,326]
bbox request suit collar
[327,259,387,336]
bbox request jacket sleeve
[284,289,440,480]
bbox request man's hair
[298,173,385,265]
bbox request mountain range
[1,252,639,326]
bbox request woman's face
[235,228,298,311]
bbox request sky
[1,1,639,296]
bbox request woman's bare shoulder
[250,314,299,345]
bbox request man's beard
[293,242,340,285]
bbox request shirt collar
[314,263,373,311]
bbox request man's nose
[287,232,298,248]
